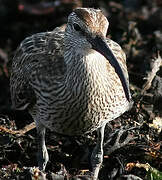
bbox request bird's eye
[73,23,81,31]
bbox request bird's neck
[64,49,109,91]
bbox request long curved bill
[88,35,131,102]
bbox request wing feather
[10,27,65,110]
[106,38,129,86]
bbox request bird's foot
[37,146,49,171]
[92,166,101,180]
[104,126,136,155]
[91,150,103,180]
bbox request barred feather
[10,8,131,136]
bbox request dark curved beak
[88,35,131,102]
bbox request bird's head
[65,8,109,52]
[65,8,131,102]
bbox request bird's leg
[36,122,49,171]
[91,124,106,180]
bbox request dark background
[0,0,161,179]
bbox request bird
[10,8,133,180]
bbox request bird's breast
[39,52,130,136]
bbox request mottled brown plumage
[10,8,132,180]
[74,8,108,35]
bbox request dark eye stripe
[73,23,81,31]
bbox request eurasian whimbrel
[10,8,132,180]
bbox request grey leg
[91,124,106,180]
[36,122,49,171]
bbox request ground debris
[142,52,162,94]
[0,0,162,180]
